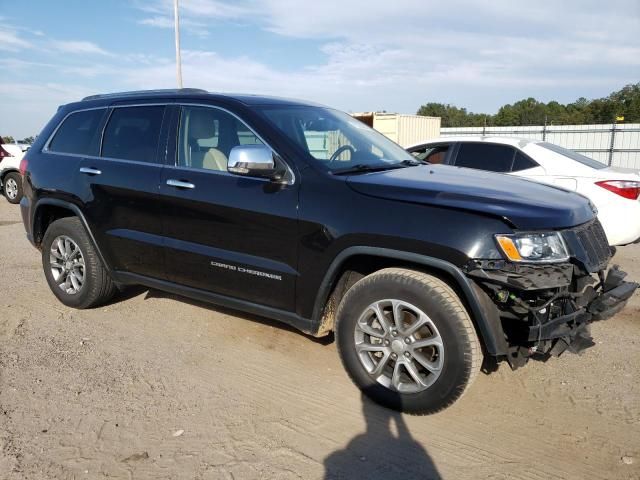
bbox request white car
[0,140,26,204]
[407,137,640,246]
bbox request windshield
[538,141,607,170]
[259,106,415,171]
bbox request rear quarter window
[48,109,106,156]
[512,151,539,172]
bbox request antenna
[174,0,183,88]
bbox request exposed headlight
[495,232,569,263]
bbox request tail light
[595,180,640,200]
[19,156,29,175]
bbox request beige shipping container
[352,112,441,147]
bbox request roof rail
[81,88,208,101]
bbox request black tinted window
[455,143,515,172]
[102,106,165,163]
[49,109,105,155]
[512,151,538,172]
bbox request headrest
[188,109,218,139]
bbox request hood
[346,165,595,230]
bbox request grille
[573,219,611,272]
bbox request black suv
[20,89,637,414]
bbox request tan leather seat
[202,149,228,171]
[428,151,445,164]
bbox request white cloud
[178,0,254,19]
[139,15,175,28]
[0,82,95,137]
[0,30,32,52]
[0,58,55,70]
[136,0,252,36]
[3,0,639,138]
[50,40,112,56]
[133,0,639,103]
[138,15,211,37]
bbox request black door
[79,104,170,280]
[158,105,299,311]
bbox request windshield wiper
[331,158,427,176]
[331,163,406,175]
[400,158,428,166]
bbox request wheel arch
[33,198,112,273]
[1,168,20,182]
[311,246,508,356]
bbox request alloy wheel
[354,299,444,393]
[5,178,18,200]
[49,235,86,295]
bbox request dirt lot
[0,199,639,480]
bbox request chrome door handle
[166,179,195,189]
[79,167,102,175]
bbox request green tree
[416,103,487,127]
[416,82,640,126]
[607,83,640,122]
[1,136,15,143]
[494,98,547,126]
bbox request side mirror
[228,145,278,179]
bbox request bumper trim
[527,277,637,343]
[589,280,638,320]
[527,310,588,342]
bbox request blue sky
[1,0,639,138]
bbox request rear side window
[454,143,515,172]
[102,106,165,163]
[48,109,106,156]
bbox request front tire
[3,172,22,204]
[41,217,116,309]
[335,268,482,414]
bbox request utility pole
[174,0,183,88]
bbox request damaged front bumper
[466,261,638,369]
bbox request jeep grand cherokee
[19,89,637,414]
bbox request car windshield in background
[259,106,416,172]
[538,141,607,170]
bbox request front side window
[412,145,450,164]
[48,109,106,156]
[259,106,414,171]
[454,143,515,172]
[102,106,165,163]
[177,106,264,171]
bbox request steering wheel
[329,145,356,163]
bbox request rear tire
[335,268,482,414]
[3,172,22,204]
[41,217,116,309]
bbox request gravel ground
[0,198,639,480]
